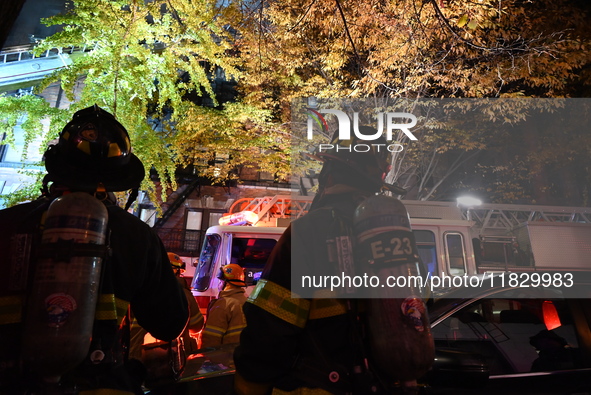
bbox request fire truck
[189,195,307,312]
[190,195,591,310]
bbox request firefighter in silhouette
[234,127,433,395]
[0,105,188,394]
[201,264,248,348]
[129,252,204,360]
[168,252,204,352]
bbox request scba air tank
[22,192,108,384]
[354,194,434,383]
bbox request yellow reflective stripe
[227,323,246,331]
[79,390,134,395]
[234,371,272,395]
[226,326,245,336]
[95,294,129,324]
[1,294,130,325]
[203,325,225,337]
[0,295,22,324]
[272,387,332,395]
[189,314,204,327]
[95,294,116,321]
[247,279,309,328]
[114,298,129,324]
[308,298,348,320]
[226,323,246,333]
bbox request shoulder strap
[325,207,356,296]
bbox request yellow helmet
[168,252,185,273]
[218,264,246,286]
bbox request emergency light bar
[219,211,259,226]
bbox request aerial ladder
[226,195,314,226]
[227,196,591,234]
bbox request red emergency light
[542,300,561,331]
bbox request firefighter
[129,252,204,360]
[168,252,205,352]
[201,263,247,348]
[233,127,432,395]
[0,105,189,394]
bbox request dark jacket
[234,191,368,395]
[0,195,189,393]
[129,276,204,360]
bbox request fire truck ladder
[227,195,314,224]
[463,203,591,235]
[227,196,591,234]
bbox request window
[445,232,466,276]
[191,235,278,291]
[209,212,223,227]
[431,292,581,375]
[414,230,437,276]
[191,234,221,292]
[474,237,532,269]
[186,211,203,230]
[183,208,225,253]
[0,132,7,163]
[231,237,278,286]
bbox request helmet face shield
[44,105,145,192]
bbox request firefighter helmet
[168,252,185,273]
[312,126,406,195]
[217,264,246,287]
[311,127,392,194]
[43,104,145,193]
[315,126,391,176]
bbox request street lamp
[456,196,482,207]
[456,195,482,221]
